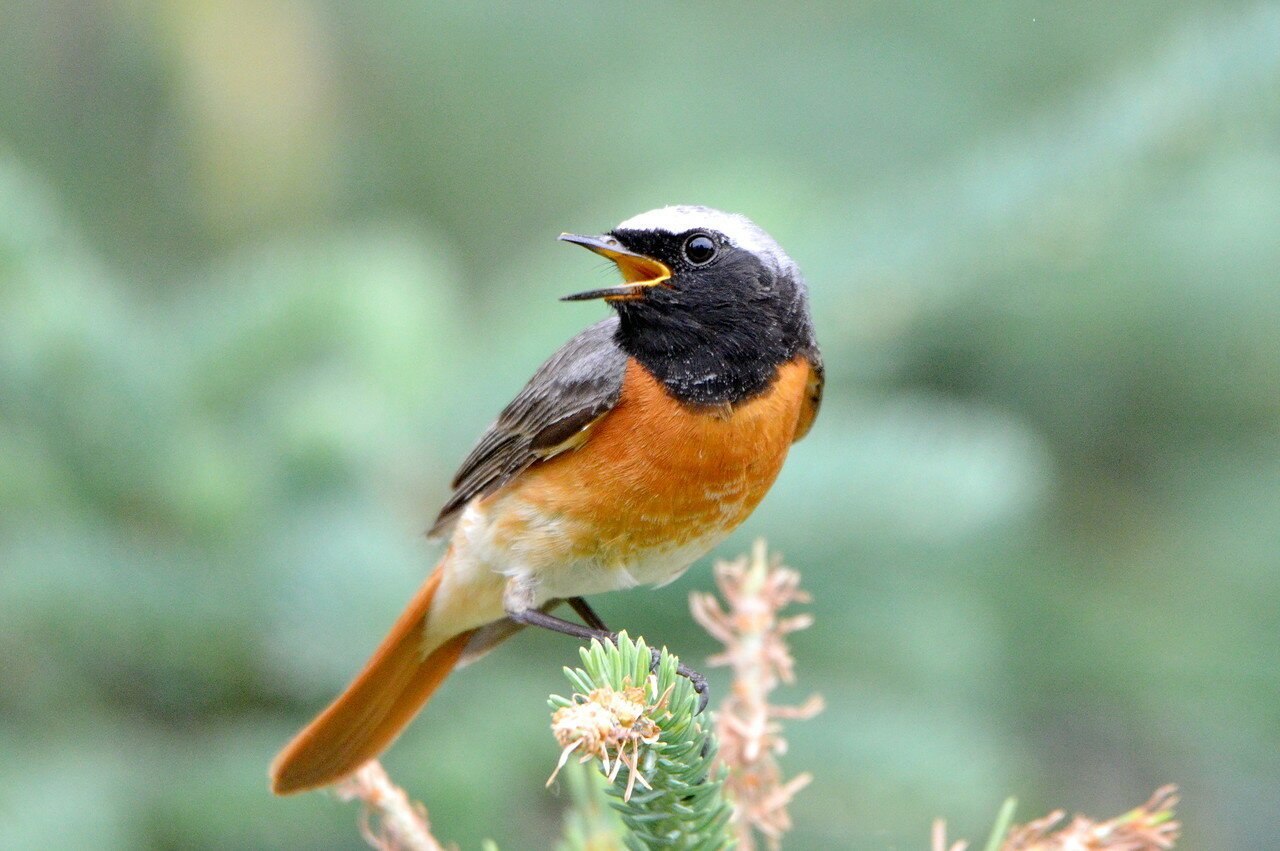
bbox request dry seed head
[547,678,671,800]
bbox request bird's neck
[614,310,798,408]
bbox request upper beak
[558,233,672,302]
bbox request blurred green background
[2,2,1278,848]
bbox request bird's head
[560,205,803,319]
[560,206,816,406]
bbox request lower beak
[558,233,672,302]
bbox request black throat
[611,257,813,408]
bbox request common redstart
[270,206,823,794]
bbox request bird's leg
[508,604,710,713]
[509,607,611,643]
[567,596,610,632]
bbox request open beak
[558,233,672,302]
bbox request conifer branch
[548,632,733,850]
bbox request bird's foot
[507,605,710,713]
[648,646,710,714]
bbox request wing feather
[429,317,627,537]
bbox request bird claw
[648,646,710,714]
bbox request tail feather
[270,563,474,795]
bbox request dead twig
[690,539,823,850]
[335,761,447,851]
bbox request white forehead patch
[615,205,794,273]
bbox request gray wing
[428,317,628,538]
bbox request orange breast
[494,356,812,562]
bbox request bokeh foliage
[1,2,1277,848]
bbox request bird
[269,205,823,795]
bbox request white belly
[442,497,729,617]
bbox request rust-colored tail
[270,563,474,795]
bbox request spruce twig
[548,632,733,850]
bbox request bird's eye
[683,233,717,265]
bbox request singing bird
[270,206,823,794]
